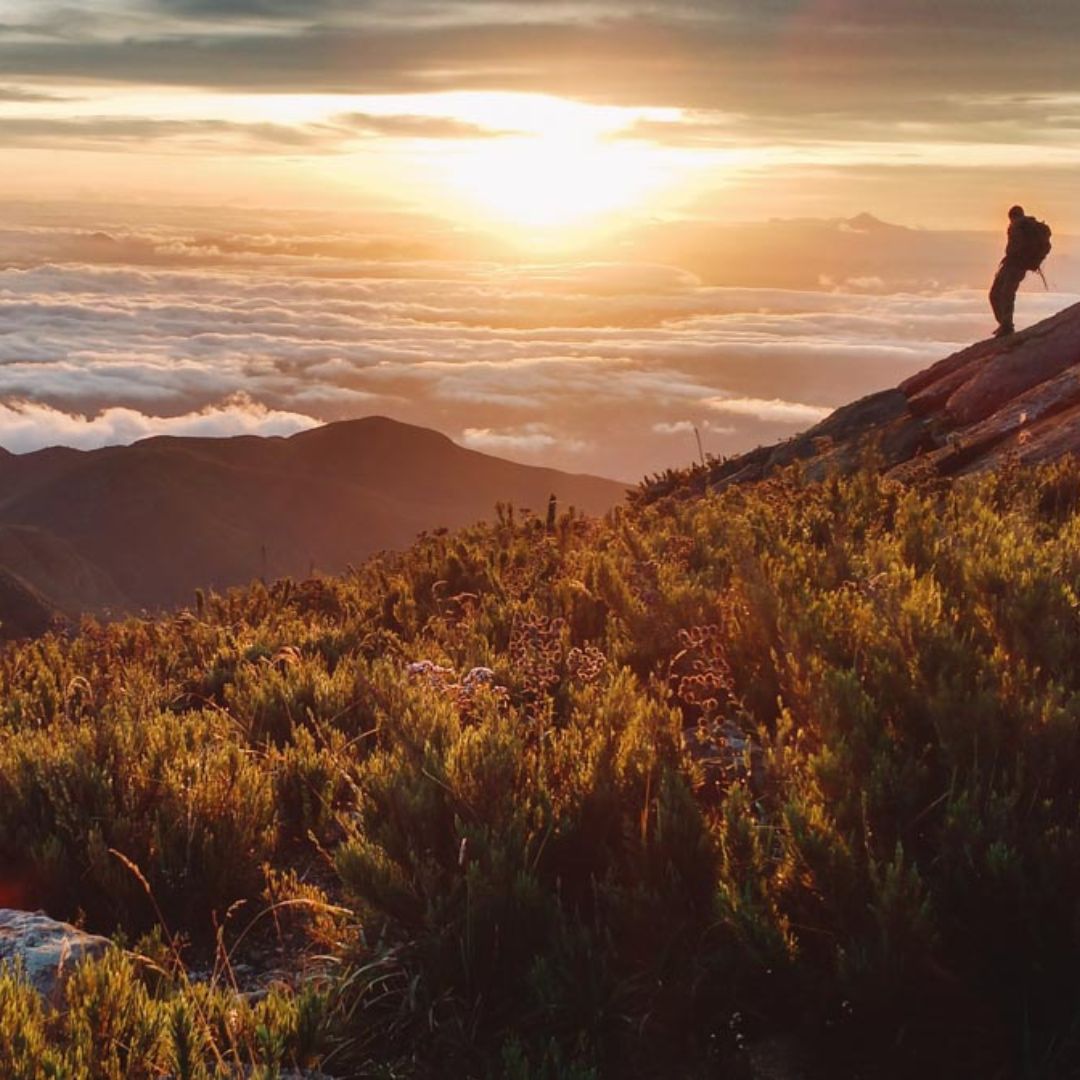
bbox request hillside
[640,299,1080,503]
[0,416,625,614]
[0,564,60,639]
[3,451,1080,1077]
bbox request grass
[3,456,1080,1075]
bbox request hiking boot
[993,323,1015,338]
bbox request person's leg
[989,264,1007,325]
[990,262,1025,333]
[999,263,1026,330]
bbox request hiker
[989,204,1052,337]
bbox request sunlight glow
[438,135,678,230]
[1,85,717,231]
[407,93,696,239]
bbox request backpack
[1019,217,1053,272]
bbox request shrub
[5,460,1080,1074]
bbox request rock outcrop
[704,301,1080,491]
[0,909,110,1003]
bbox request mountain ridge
[0,415,626,618]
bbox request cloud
[3,2,1080,135]
[0,84,72,101]
[148,0,387,19]
[614,91,1080,151]
[704,396,833,424]
[0,115,337,153]
[653,419,696,435]
[460,423,583,456]
[1,202,1076,479]
[0,112,515,154]
[653,418,735,436]
[334,112,516,139]
[0,395,321,454]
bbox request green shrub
[4,460,1080,1074]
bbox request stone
[0,909,110,1003]
[944,322,1080,427]
[899,335,1000,398]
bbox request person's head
[1008,204,1025,221]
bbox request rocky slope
[697,300,1080,493]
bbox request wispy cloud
[0,112,514,153]
[0,84,74,102]
[461,422,585,455]
[704,396,832,424]
[0,395,320,453]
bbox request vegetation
[3,456,1080,1076]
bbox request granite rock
[0,909,110,1003]
[706,301,1080,492]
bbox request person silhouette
[989,204,1036,338]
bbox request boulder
[0,909,110,1002]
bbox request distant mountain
[0,416,626,617]
[619,212,1078,293]
[641,300,1080,500]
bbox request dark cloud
[0,6,110,41]
[0,112,512,152]
[0,84,73,101]
[147,0,596,21]
[1,4,1079,123]
[153,0,348,15]
[335,112,517,138]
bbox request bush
[5,459,1080,1074]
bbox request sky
[1,1,1080,478]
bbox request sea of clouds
[1,210,1074,479]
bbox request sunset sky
[2,0,1080,477]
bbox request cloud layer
[3,1,1079,135]
[3,1,1079,236]
[2,204,1073,478]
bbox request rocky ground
[681,300,1080,494]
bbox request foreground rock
[693,301,1080,494]
[0,909,110,1002]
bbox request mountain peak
[841,212,901,233]
[287,414,453,448]
[0,416,625,616]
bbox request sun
[402,93,693,242]
[441,135,674,233]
